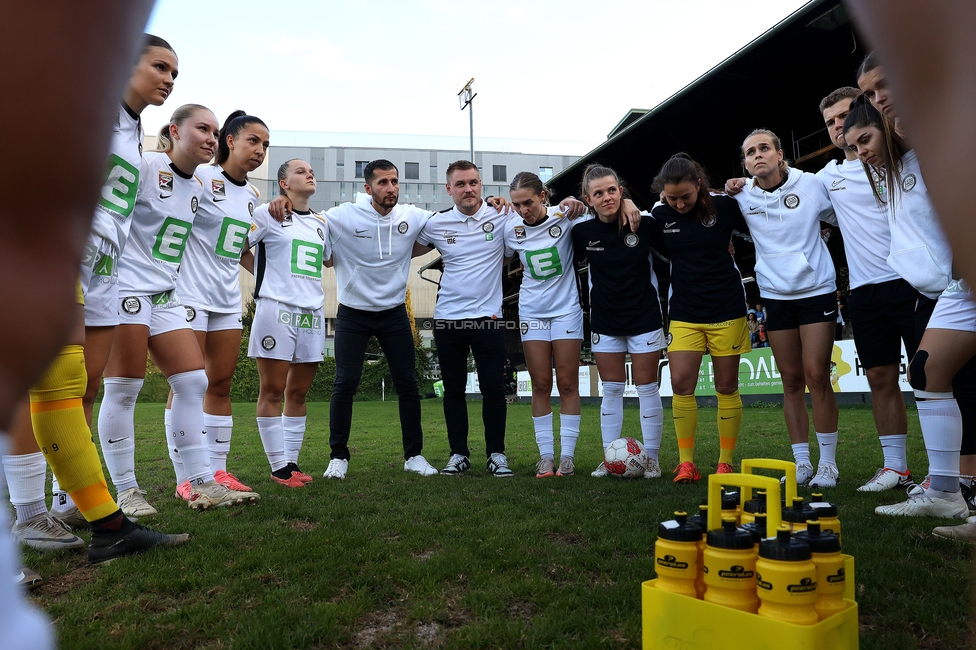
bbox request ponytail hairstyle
[155,103,210,153]
[741,128,789,179]
[842,93,908,215]
[142,34,175,55]
[214,110,269,166]
[580,163,627,233]
[856,51,880,81]
[652,153,716,225]
[277,159,300,196]
[509,171,550,204]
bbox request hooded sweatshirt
[326,200,433,311]
[732,166,837,300]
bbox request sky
[145,0,809,155]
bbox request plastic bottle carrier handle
[708,473,782,538]
[739,458,798,504]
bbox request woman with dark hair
[651,153,750,482]
[571,164,666,478]
[172,110,269,493]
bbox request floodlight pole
[458,78,477,163]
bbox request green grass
[23,402,974,649]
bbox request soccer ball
[604,437,649,478]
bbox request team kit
[10,38,976,570]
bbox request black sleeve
[717,195,750,239]
[571,225,587,265]
[646,208,670,258]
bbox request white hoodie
[326,200,433,311]
[733,166,837,300]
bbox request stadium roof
[548,0,868,206]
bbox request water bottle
[740,489,767,525]
[782,496,818,533]
[756,528,818,625]
[655,512,702,599]
[795,522,846,620]
[703,518,758,613]
[742,512,768,548]
[809,493,841,542]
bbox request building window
[492,165,506,183]
[539,167,553,182]
[405,162,420,180]
[355,161,369,178]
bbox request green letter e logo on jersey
[524,246,563,281]
[216,218,251,259]
[99,155,139,217]
[152,217,192,263]
[291,240,323,278]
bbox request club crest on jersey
[548,225,562,238]
[514,225,526,242]
[317,227,325,241]
[482,222,494,233]
[122,297,141,315]
[520,322,529,335]
[158,171,173,193]
[666,332,673,346]
[185,306,196,322]
[624,233,639,247]
[190,196,198,213]
[398,222,409,234]
[591,333,600,344]
[211,179,225,197]
[248,202,254,215]
[784,193,800,209]
[702,213,717,227]
[261,336,276,350]
[902,174,917,192]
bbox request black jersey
[572,215,663,336]
[651,195,749,323]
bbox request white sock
[559,413,581,459]
[2,453,47,524]
[637,383,663,460]
[97,377,143,493]
[880,434,908,473]
[792,442,811,467]
[50,474,75,514]
[168,370,213,486]
[600,382,625,448]
[205,413,233,473]
[257,416,287,472]
[918,398,962,492]
[282,415,306,465]
[816,431,838,466]
[533,413,554,459]
[164,408,186,485]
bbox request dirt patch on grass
[352,610,400,648]
[544,531,584,545]
[289,519,319,532]
[412,548,437,561]
[38,563,98,598]
[508,600,537,621]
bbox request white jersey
[89,103,144,251]
[887,150,953,299]
[503,206,587,319]
[248,205,331,311]
[118,152,203,298]
[417,201,509,320]
[733,166,837,300]
[326,201,432,311]
[817,158,899,289]
[178,165,260,313]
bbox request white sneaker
[404,455,438,476]
[809,463,839,489]
[324,458,349,479]
[795,462,814,486]
[591,461,609,478]
[117,487,158,517]
[644,457,662,479]
[875,490,970,519]
[556,456,575,477]
[932,521,976,543]
[486,453,514,477]
[12,513,86,551]
[188,481,260,510]
[908,475,931,497]
[858,467,913,492]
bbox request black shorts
[761,292,837,332]
[848,279,922,369]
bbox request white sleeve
[247,206,271,247]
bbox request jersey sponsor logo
[152,217,193,264]
[902,173,917,192]
[212,179,225,197]
[81,244,98,268]
[291,240,323,278]
[444,231,457,245]
[784,193,800,209]
[514,225,526,242]
[122,297,141,314]
[278,310,322,329]
[624,233,639,247]
[482,222,494,233]
[261,335,276,350]
[158,170,174,194]
[99,154,139,218]
[397,221,409,234]
[92,252,115,277]
[151,290,174,306]
[215,218,251,259]
[185,306,196,322]
[485,232,494,241]
[190,196,198,213]
[591,332,600,344]
[524,246,563,281]
[548,225,562,238]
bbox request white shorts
[80,236,120,327]
[591,328,666,354]
[519,310,584,343]
[247,299,325,363]
[928,280,976,333]
[118,290,192,337]
[185,305,243,333]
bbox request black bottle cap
[706,518,754,550]
[794,521,841,553]
[658,512,704,542]
[759,528,812,561]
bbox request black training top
[572,215,663,336]
[651,195,749,324]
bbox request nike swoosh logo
[665,222,676,228]
[566,329,574,333]
[832,179,844,187]
[647,341,654,345]
[642,414,659,419]
[601,412,611,416]
[732,344,741,350]
[159,193,171,200]
[824,310,836,316]
[356,228,369,234]
[588,240,601,246]
[215,438,230,444]
[748,205,759,210]
[720,416,736,420]
[107,437,129,444]
[213,197,227,202]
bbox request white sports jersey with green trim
[178,165,260,313]
[248,205,331,311]
[118,152,203,297]
[503,207,588,319]
[89,103,144,250]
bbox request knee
[714,379,738,395]
[805,366,830,390]
[284,385,308,405]
[532,376,553,397]
[207,374,233,399]
[168,369,208,400]
[556,378,578,398]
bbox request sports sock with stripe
[917,397,962,494]
[671,393,698,463]
[716,391,742,465]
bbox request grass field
[21,400,975,649]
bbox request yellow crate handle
[739,458,797,504]
[708,473,781,538]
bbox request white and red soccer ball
[603,437,649,478]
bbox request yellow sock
[29,345,118,522]
[672,393,698,463]
[717,391,742,464]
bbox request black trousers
[433,318,507,458]
[330,304,423,460]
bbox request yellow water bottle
[703,517,758,612]
[809,493,841,543]
[756,528,818,625]
[687,505,709,598]
[782,496,818,533]
[740,489,767,525]
[654,512,702,599]
[742,512,768,548]
[795,521,847,620]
